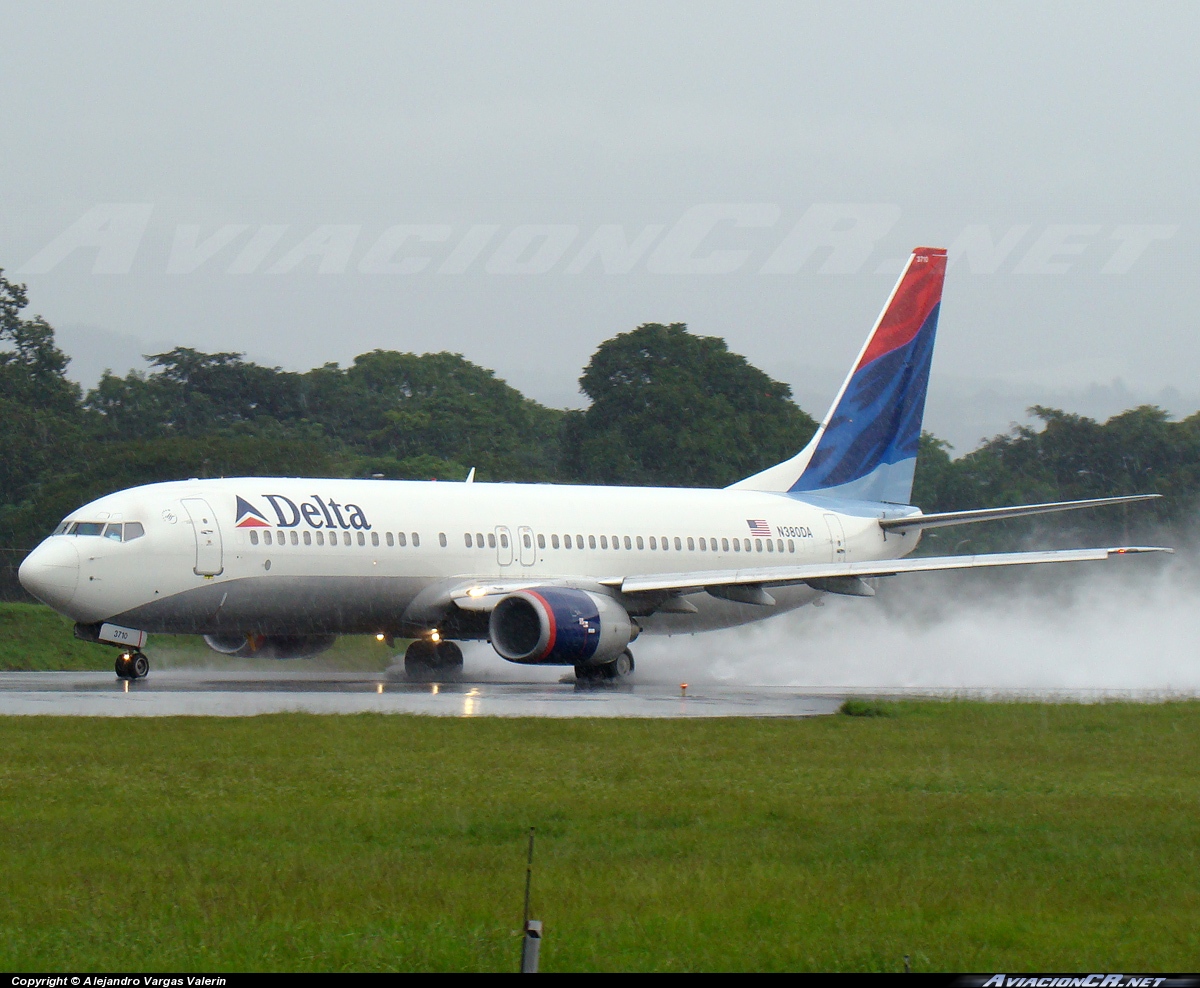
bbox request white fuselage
[20,477,920,643]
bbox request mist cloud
[634,558,1200,697]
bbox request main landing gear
[115,650,149,680]
[404,639,464,682]
[575,649,635,684]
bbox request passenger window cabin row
[247,529,421,548]
[247,528,797,554]
[464,532,798,554]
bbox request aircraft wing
[610,546,1171,597]
[879,494,1159,533]
[444,545,1170,614]
[449,579,618,611]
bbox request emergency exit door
[517,525,536,565]
[495,526,513,566]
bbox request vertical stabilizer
[730,247,946,502]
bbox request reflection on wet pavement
[0,670,844,718]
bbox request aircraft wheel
[576,653,634,684]
[613,649,635,677]
[404,639,438,681]
[115,652,134,679]
[132,652,150,679]
[435,640,464,678]
[596,650,635,680]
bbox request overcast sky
[3,1,1197,451]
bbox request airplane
[18,246,1169,682]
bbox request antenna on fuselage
[465,467,476,484]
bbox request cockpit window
[61,520,144,540]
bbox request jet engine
[203,633,337,660]
[489,587,632,665]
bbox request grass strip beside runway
[1,703,1198,971]
[0,602,396,671]
[0,602,113,670]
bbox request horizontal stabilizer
[613,546,1171,596]
[879,494,1160,533]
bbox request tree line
[2,269,1195,597]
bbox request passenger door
[181,497,224,576]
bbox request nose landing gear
[116,650,149,680]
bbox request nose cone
[19,539,80,610]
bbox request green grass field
[0,602,397,672]
[1,703,1198,971]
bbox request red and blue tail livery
[733,247,947,504]
[791,247,946,503]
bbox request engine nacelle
[489,587,632,665]
[203,633,337,660]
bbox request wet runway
[0,670,844,718]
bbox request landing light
[430,630,441,643]
[375,633,386,641]
[466,587,487,598]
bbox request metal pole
[521,920,542,973]
[523,827,535,928]
[520,827,540,973]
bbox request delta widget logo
[235,496,271,528]
[235,493,372,531]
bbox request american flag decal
[747,519,771,537]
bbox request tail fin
[730,246,947,503]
